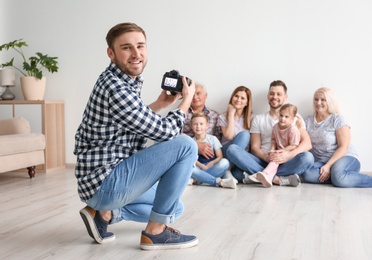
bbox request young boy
[190,112,236,189]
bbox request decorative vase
[20,76,46,100]
[1,86,16,100]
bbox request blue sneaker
[79,206,115,244]
[140,226,198,250]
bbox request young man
[226,80,314,187]
[74,22,198,250]
[182,83,220,160]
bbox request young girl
[255,104,301,188]
[190,112,236,189]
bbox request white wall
[2,0,372,171]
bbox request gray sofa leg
[27,166,36,178]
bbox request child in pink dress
[256,104,301,188]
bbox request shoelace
[165,226,180,235]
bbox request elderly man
[183,83,220,159]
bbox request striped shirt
[74,62,185,202]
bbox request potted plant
[0,39,59,100]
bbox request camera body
[161,70,190,95]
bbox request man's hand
[158,90,182,107]
[149,90,181,112]
[269,150,293,164]
[197,142,214,159]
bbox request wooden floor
[1,167,372,260]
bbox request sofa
[0,117,46,178]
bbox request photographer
[74,22,198,250]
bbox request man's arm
[271,128,312,164]
[197,142,214,159]
[250,133,269,162]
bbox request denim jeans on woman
[191,158,230,186]
[221,130,251,158]
[85,135,198,225]
[303,156,372,187]
[227,144,314,182]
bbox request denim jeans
[86,135,198,225]
[227,144,314,182]
[303,156,372,187]
[191,158,230,186]
[221,130,251,158]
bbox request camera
[161,70,191,95]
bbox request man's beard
[269,100,284,110]
[114,58,146,78]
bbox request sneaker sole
[256,172,273,188]
[247,175,260,183]
[140,237,199,250]
[79,208,116,244]
[293,175,301,187]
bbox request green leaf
[0,39,58,78]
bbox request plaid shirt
[74,63,185,202]
[183,106,221,140]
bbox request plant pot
[20,76,46,100]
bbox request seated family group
[184,80,372,189]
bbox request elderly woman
[303,87,372,187]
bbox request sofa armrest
[0,117,31,135]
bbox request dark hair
[106,22,146,49]
[270,80,287,94]
[228,86,253,129]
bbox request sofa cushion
[0,117,30,135]
[0,133,45,156]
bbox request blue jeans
[192,158,230,186]
[226,144,314,182]
[222,130,250,158]
[86,135,198,225]
[303,156,372,187]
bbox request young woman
[217,86,253,157]
[303,87,372,187]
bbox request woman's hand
[227,104,236,118]
[319,164,331,182]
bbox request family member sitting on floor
[255,104,301,188]
[183,82,221,160]
[189,112,235,189]
[226,80,314,187]
[217,85,252,157]
[303,87,372,187]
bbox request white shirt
[250,111,305,154]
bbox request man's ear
[107,47,115,61]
